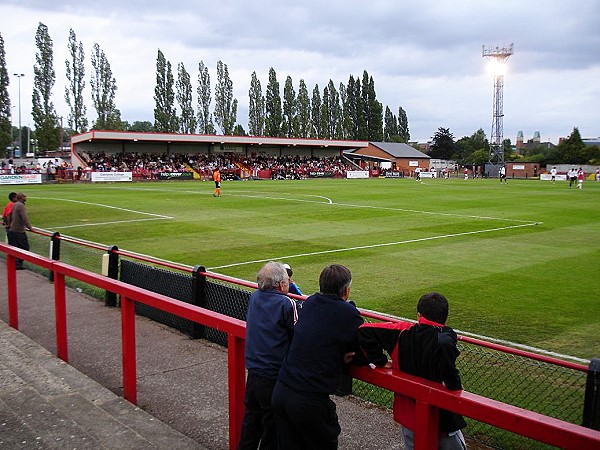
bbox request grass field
[19,176,600,360]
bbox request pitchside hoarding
[0,174,43,185]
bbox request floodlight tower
[482,43,513,169]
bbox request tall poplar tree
[176,62,196,133]
[361,70,383,141]
[197,60,215,134]
[398,106,410,142]
[296,79,311,138]
[264,67,282,137]
[248,71,265,136]
[282,75,297,137]
[214,60,237,135]
[154,49,178,132]
[0,33,11,153]
[310,84,322,138]
[321,80,342,139]
[343,75,363,140]
[383,106,398,142]
[32,22,61,151]
[90,43,121,130]
[64,28,87,133]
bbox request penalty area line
[209,222,539,270]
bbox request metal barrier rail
[28,227,589,372]
[3,242,600,449]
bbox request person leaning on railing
[354,292,467,450]
[7,192,33,270]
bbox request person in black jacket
[238,262,299,450]
[356,292,467,450]
[271,264,364,450]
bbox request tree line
[428,126,600,166]
[0,24,410,153]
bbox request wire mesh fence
[13,230,592,449]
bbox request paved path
[0,263,402,449]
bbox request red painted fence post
[413,400,439,450]
[53,271,68,362]
[121,295,137,405]
[6,254,18,329]
[228,334,246,450]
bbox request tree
[128,120,153,132]
[64,28,87,133]
[176,62,196,133]
[248,71,265,136]
[32,23,61,152]
[197,61,215,134]
[265,67,282,137]
[296,79,311,138]
[361,71,383,141]
[556,127,588,164]
[310,84,322,138]
[343,75,363,140]
[90,43,120,130]
[455,128,488,163]
[322,80,342,139]
[153,49,178,132]
[282,76,297,137]
[214,60,237,135]
[429,127,456,160]
[383,106,398,142]
[0,33,11,153]
[233,124,246,136]
[397,107,410,143]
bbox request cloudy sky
[1,0,598,144]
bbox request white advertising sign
[91,172,133,182]
[540,174,567,181]
[346,171,369,179]
[0,174,43,185]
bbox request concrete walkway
[0,263,402,449]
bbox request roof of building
[70,131,369,150]
[369,142,430,159]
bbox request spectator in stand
[272,264,363,450]
[8,192,33,270]
[238,262,298,450]
[355,292,467,450]
[283,263,303,296]
[2,192,17,240]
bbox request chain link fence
[15,231,592,449]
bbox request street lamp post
[13,73,25,158]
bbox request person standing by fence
[238,262,299,450]
[8,192,32,270]
[355,292,467,450]
[2,192,17,241]
[272,264,364,450]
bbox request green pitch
[20,177,600,359]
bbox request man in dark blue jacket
[272,264,364,449]
[238,262,299,450]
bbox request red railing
[2,241,600,450]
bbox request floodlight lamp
[487,59,507,77]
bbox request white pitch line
[209,222,539,270]
[53,217,169,229]
[33,197,173,219]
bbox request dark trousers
[272,381,340,450]
[9,231,29,269]
[238,373,277,450]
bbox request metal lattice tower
[482,43,514,167]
